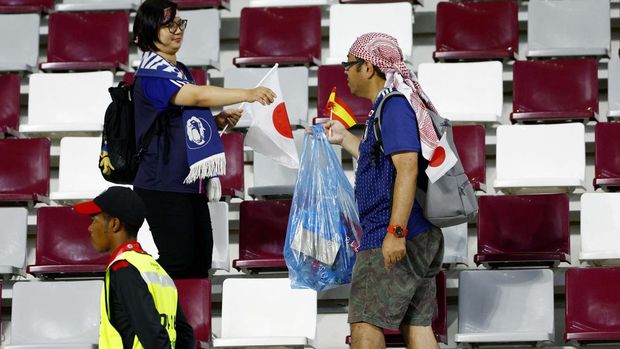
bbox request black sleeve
[110,264,172,349]
[174,300,196,349]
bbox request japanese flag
[425,133,457,183]
[243,64,299,169]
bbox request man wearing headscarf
[323,33,444,349]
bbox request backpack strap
[371,91,406,163]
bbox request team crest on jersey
[186,116,211,149]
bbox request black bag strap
[371,91,406,161]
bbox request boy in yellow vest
[74,186,195,348]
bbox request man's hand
[216,109,242,130]
[245,86,276,105]
[321,120,347,145]
[382,233,406,269]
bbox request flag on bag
[325,87,357,129]
[244,64,299,169]
[425,132,457,183]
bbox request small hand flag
[325,87,357,129]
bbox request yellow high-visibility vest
[99,250,178,348]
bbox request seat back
[0,138,50,202]
[220,278,317,339]
[580,193,620,263]
[494,123,585,192]
[176,9,220,68]
[434,0,518,61]
[317,64,372,124]
[0,74,20,133]
[249,0,329,5]
[608,58,620,117]
[452,125,486,191]
[527,0,610,58]
[236,6,321,66]
[209,201,230,271]
[10,280,102,345]
[45,11,128,70]
[238,199,291,263]
[594,122,620,190]
[418,62,503,123]
[220,132,244,199]
[0,13,39,71]
[0,0,53,13]
[55,0,140,11]
[0,208,27,275]
[328,3,412,64]
[174,0,229,9]
[174,278,212,345]
[512,59,598,122]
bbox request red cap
[73,200,104,216]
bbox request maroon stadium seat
[174,0,229,9]
[27,206,108,278]
[233,6,321,67]
[0,138,50,203]
[565,267,620,344]
[594,122,620,191]
[316,64,372,125]
[233,199,291,272]
[475,193,570,267]
[41,11,129,72]
[0,0,52,13]
[511,59,598,123]
[434,0,518,61]
[453,125,486,192]
[0,74,20,134]
[220,132,244,200]
[175,278,212,348]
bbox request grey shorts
[347,226,444,329]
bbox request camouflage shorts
[347,226,444,329]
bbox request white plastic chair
[0,208,27,278]
[6,280,102,349]
[0,13,40,72]
[224,67,309,127]
[494,123,585,193]
[21,71,113,134]
[418,62,503,123]
[176,9,220,69]
[213,278,317,348]
[608,57,620,118]
[455,269,554,344]
[527,0,610,58]
[327,3,413,64]
[51,137,121,202]
[137,220,159,260]
[441,223,468,266]
[55,0,139,11]
[209,201,230,272]
[580,193,620,265]
[249,0,330,6]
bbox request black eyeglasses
[341,59,365,71]
[164,19,188,33]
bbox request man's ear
[109,217,123,233]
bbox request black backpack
[99,82,156,184]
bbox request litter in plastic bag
[284,125,362,291]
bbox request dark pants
[134,187,213,278]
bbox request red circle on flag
[272,102,293,139]
[429,146,446,167]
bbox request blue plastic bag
[284,125,362,291]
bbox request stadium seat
[51,137,120,202]
[175,278,212,348]
[511,59,599,123]
[417,62,503,124]
[0,0,52,13]
[441,223,468,266]
[0,207,27,278]
[594,122,620,191]
[339,0,420,3]
[233,199,291,272]
[213,278,317,348]
[55,0,139,11]
[453,125,486,192]
[565,267,620,344]
[174,0,229,10]
[137,220,158,259]
[20,71,113,133]
[176,9,220,69]
[41,11,129,72]
[316,64,372,125]
[527,0,610,58]
[579,193,620,265]
[220,132,244,199]
[608,58,620,119]
[233,6,321,67]
[0,13,39,71]
[0,138,50,203]
[0,74,20,134]
[327,3,413,64]
[224,67,309,127]
[6,280,102,348]
[494,123,585,193]
[455,269,554,345]
[27,206,108,279]
[209,201,230,272]
[249,0,330,6]
[475,193,570,268]
[433,0,518,61]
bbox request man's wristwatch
[387,224,408,238]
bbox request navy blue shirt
[355,88,432,251]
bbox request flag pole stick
[328,107,333,138]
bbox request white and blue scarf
[136,52,226,184]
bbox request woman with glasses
[132,0,276,279]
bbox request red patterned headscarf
[349,32,439,160]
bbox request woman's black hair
[133,0,178,52]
